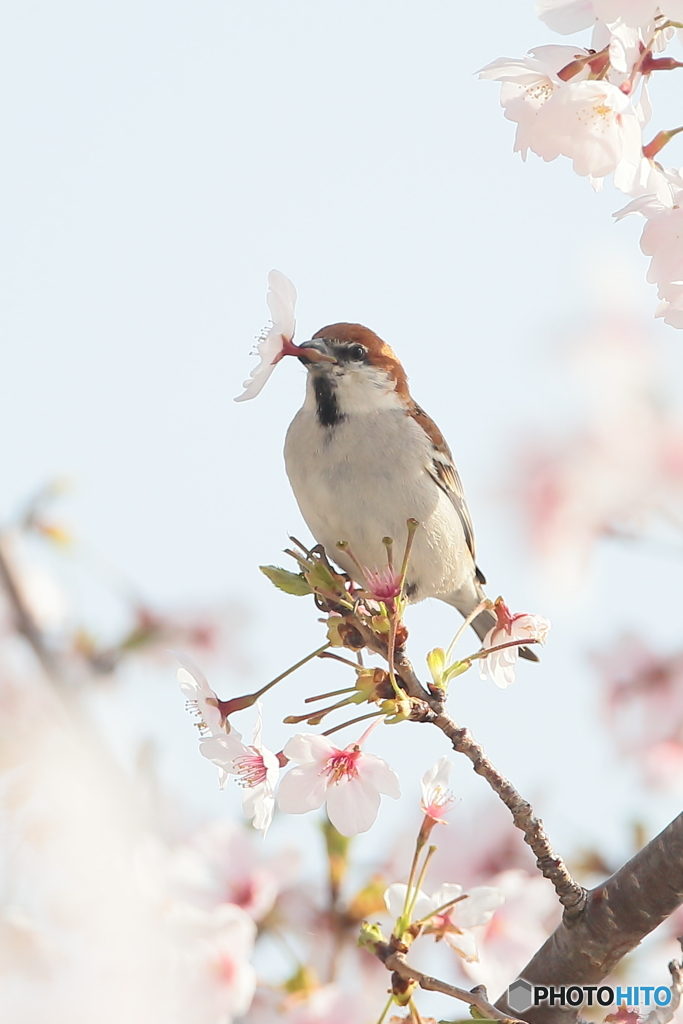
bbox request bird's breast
[284,408,472,598]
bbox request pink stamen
[363,566,402,601]
[321,747,361,784]
[233,748,268,788]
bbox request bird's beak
[296,339,337,365]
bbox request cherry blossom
[479,602,550,689]
[200,705,280,835]
[234,270,299,402]
[478,53,568,161]
[463,869,561,997]
[169,902,257,1022]
[536,0,596,34]
[277,732,400,836]
[176,652,227,736]
[383,882,504,962]
[596,634,683,790]
[420,757,456,822]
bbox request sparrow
[284,322,538,660]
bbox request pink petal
[277,763,328,813]
[325,774,380,836]
[357,753,401,798]
[282,732,336,765]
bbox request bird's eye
[347,344,367,361]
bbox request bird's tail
[441,580,539,663]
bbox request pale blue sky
[3,2,683,936]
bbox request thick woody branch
[495,812,683,1024]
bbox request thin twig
[346,617,585,913]
[0,534,63,683]
[382,949,524,1023]
[641,942,683,1024]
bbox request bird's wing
[408,402,480,572]
[427,451,478,569]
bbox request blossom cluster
[480,2,683,327]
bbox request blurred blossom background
[3,2,683,1022]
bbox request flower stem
[375,994,395,1024]
[407,845,437,921]
[409,998,425,1024]
[467,637,542,662]
[252,643,330,698]
[305,684,356,703]
[445,599,488,662]
[413,893,468,927]
[321,710,383,738]
[402,832,428,918]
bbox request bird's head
[296,324,409,422]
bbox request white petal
[243,783,275,836]
[429,883,464,910]
[421,757,453,799]
[325,774,380,836]
[444,928,480,962]
[266,269,297,339]
[454,886,505,929]
[199,732,245,768]
[277,763,328,813]
[536,0,596,34]
[234,271,297,402]
[175,652,211,698]
[357,753,401,798]
[282,732,336,765]
[383,883,434,922]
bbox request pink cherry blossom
[479,602,550,689]
[383,882,504,962]
[362,565,402,602]
[234,270,298,402]
[420,757,456,822]
[596,635,683,790]
[277,732,400,836]
[200,705,280,834]
[176,652,227,736]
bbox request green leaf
[259,565,312,596]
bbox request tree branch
[495,813,683,1024]
[0,534,63,683]
[349,619,585,914]
[371,942,525,1023]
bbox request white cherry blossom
[383,882,504,962]
[479,603,551,689]
[200,705,280,835]
[420,757,456,822]
[478,53,566,160]
[235,270,298,402]
[176,652,227,736]
[536,0,596,34]
[277,732,400,836]
[537,80,642,181]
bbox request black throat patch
[313,375,345,428]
